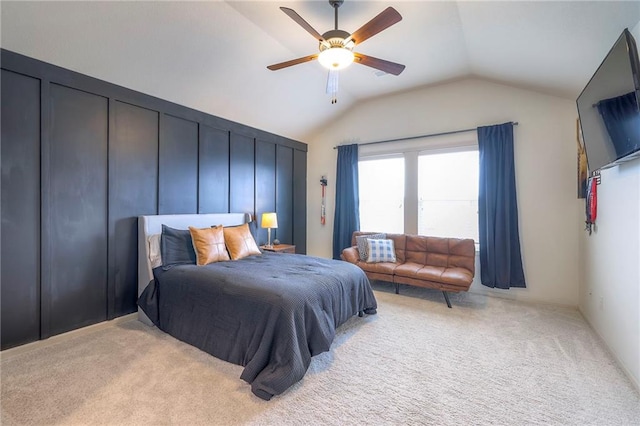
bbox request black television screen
[577,28,640,172]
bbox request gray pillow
[355,233,386,261]
[161,224,197,270]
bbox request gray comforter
[138,252,377,400]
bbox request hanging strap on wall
[320,176,328,225]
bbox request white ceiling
[1,1,639,141]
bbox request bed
[137,213,377,400]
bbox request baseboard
[577,307,640,395]
[468,287,578,309]
[0,313,137,362]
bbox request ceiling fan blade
[280,7,327,44]
[345,7,402,46]
[353,53,405,76]
[267,54,319,71]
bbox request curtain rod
[332,122,519,149]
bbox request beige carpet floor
[2,283,639,425]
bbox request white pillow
[366,238,397,263]
[148,234,162,268]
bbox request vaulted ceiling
[1,1,639,141]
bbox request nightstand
[261,244,296,254]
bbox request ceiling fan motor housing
[320,29,352,50]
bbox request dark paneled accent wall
[255,140,277,245]
[109,102,159,318]
[0,49,307,350]
[48,84,109,336]
[159,115,198,214]
[199,126,230,214]
[276,146,294,244]
[1,70,41,346]
[230,133,256,214]
[293,149,308,254]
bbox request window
[418,150,479,241]
[358,157,404,233]
[358,141,478,242]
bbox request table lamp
[261,212,278,248]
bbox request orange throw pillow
[189,226,230,265]
[223,223,261,260]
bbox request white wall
[306,78,581,306]
[578,162,640,391]
[577,21,640,392]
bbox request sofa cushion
[448,238,476,273]
[386,234,407,263]
[449,255,475,274]
[426,237,451,254]
[440,267,474,286]
[341,246,360,264]
[357,260,399,275]
[415,265,446,282]
[426,253,449,268]
[394,262,423,278]
[405,235,428,264]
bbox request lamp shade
[261,212,278,229]
[318,47,354,70]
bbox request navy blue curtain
[596,92,640,159]
[332,144,360,260]
[478,123,526,289]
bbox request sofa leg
[395,283,399,294]
[442,291,452,309]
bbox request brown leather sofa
[341,231,476,308]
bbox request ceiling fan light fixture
[267,1,405,103]
[318,47,354,70]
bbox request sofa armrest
[341,247,360,264]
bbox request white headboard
[137,213,251,325]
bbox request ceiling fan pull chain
[327,70,339,104]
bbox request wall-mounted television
[577,28,640,172]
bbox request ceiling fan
[267,0,405,104]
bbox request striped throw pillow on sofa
[355,233,386,261]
